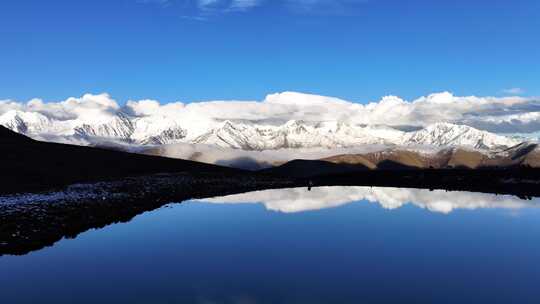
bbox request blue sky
[0,0,538,104]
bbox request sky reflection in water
[2,186,540,304]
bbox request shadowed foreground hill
[0,126,239,194]
[0,126,295,256]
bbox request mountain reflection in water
[198,186,540,214]
[3,186,540,304]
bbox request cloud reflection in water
[197,186,540,214]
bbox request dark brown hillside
[321,145,540,170]
[260,159,370,178]
[445,149,486,168]
[321,154,377,169]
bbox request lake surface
[2,186,540,304]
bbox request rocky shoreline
[0,173,295,256]
[3,168,540,257]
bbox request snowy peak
[187,120,518,150]
[140,128,187,145]
[0,111,27,133]
[0,110,51,134]
[130,115,187,144]
[281,120,308,133]
[0,109,523,151]
[74,112,135,141]
[403,122,518,149]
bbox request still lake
[2,186,540,304]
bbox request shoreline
[2,169,540,256]
[0,173,294,256]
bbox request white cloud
[229,0,262,10]
[152,142,389,170]
[285,0,370,15]
[2,91,540,134]
[194,0,262,14]
[125,99,185,117]
[0,93,119,124]
[502,88,525,95]
[144,0,365,16]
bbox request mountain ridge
[322,143,540,170]
[0,109,523,150]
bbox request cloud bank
[1,91,539,135]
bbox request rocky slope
[322,143,540,169]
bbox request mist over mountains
[2,91,540,170]
[1,91,535,146]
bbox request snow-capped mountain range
[0,109,522,150]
